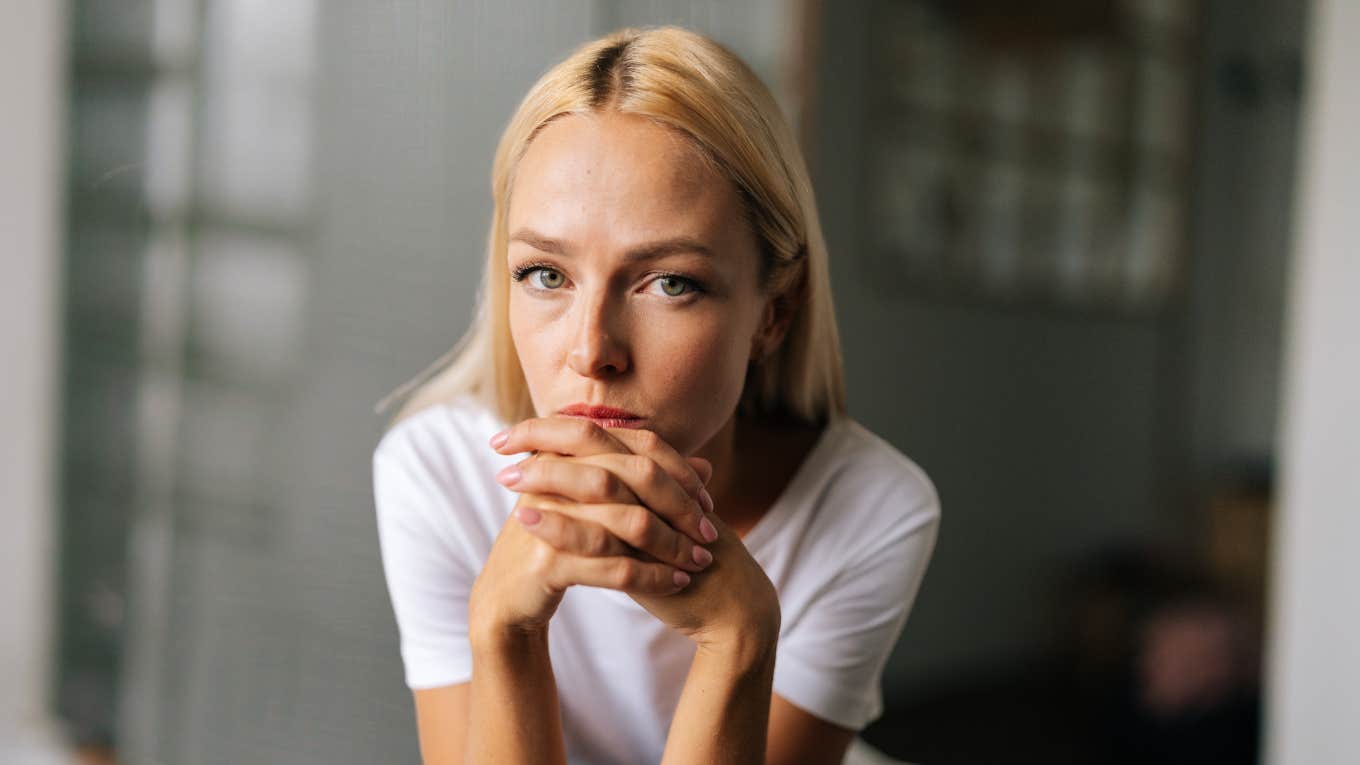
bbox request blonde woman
[372,26,940,765]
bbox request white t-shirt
[373,394,940,765]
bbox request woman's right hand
[466,417,714,638]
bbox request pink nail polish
[497,465,521,485]
[489,429,509,449]
[699,517,718,543]
[699,488,714,514]
[692,546,713,567]
[673,570,691,588]
[516,506,541,525]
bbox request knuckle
[570,418,598,442]
[633,428,660,452]
[612,559,640,589]
[637,456,665,487]
[588,526,613,556]
[589,467,618,499]
[625,506,654,545]
[622,454,650,483]
[526,543,557,577]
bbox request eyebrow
[509,228,714,262]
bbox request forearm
[466,625,567,765]
[661,633,778,765]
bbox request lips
[557,403,647,428]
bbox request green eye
[658,276,690,297]
[535,269,564,289]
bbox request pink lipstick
[558,403,647,429]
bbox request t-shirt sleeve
[373,434,479,690]
[771,484,940,731]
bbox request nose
[566,289,629,378]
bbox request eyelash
[509,261,558,285]
[505,264,707,296]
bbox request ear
[750,284,801,362]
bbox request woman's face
[505,111,771,456]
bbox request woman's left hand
[491,416,781,648]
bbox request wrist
[470,616,551,655]
[693,623,779,670]
[693,595,780,654]
[468,596,552,651]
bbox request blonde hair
[375,26,845,432]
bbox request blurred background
[3,0,1356,763]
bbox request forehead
[507,112,747,247]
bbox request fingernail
[699,517,718,543]
[692,546,713,568]
[699,488,714,514]
[516,506,541,525]
[489,429,509,449]
[673,570,692,588]
[496,465,521,485]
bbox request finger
[499,458,640,506]
[544,550,693,595]
[490,416,710,509]
[565,452,712,546]
[604,428,711,508]
[513,505,632,558]
[687,457,713,485]
[522,500,713,574]
[507,453,711,549]
[685,457,715,515]
[491,416,627,458]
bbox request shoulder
[372,394,513,537]
[804,417,941,562]
[374,393,508,472]
[825,417,940,522]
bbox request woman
[373,26,940,765]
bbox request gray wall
[811,0,1300,695]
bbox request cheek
[508,296,563,391]
[640,312,751,401]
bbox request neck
[694,413,745,519]
[694,410,811,529]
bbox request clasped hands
[467,415,780,649]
